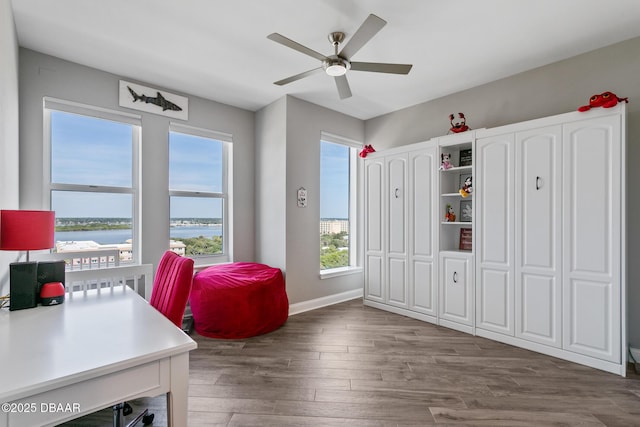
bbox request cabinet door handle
[394,188,399,198]
[536,176,542,190]
[453,271,458,283]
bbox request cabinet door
[475,134,515,335]
[440,253,472,325]
[515,126,562,347]
[387,154,408,307]
[562,115,621,362]
[408,148,437,316]
[364,158,385,302]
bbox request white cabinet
[364,142,438,321]
[515,126,562,348]
[437,133,475,332]
[364,105,625,375]
[408,148,437,316]
[440,252,473,330]
[364,158,384,302]
[475,133,515,336]
[474,105,625,375]
[562,114,622,363]
[386,153,408,308]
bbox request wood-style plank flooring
[62,299,640,426]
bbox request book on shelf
[459,228,472,251]
[459,148,472,167]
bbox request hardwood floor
[62,299,640,426]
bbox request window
[44,99,140,264]
[320,132,359,273]
[169,124,231,264]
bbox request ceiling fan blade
[350,62,413,74]
[267,33,328,62]
[334,75,352,99]
[274,67,324,86]
[339,14,386,59]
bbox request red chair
[149,250,195,327]
[113,250,194,427]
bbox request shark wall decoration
[118,80,188,120]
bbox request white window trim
[43,98,142,264]
[319,131,362,274]
[169,123,233,265]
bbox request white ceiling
[10,0,640,120]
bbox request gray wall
[255,97,287,270]
[366,36,640,349]
[255,96,365,304]
[18,49,256,270]
[0,0,20,296]
[284,96,364,304]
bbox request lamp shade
[0,210,55,251]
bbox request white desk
[0,287,197,427]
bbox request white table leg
[166,352,190,427]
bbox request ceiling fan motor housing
[323,56,350,76]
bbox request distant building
[319,219,349,234]
[56,239,186,262]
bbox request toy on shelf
[440,153,453,170]
[445,204,456,222]
[448,112,470,134]
[459,175,473,198]
[359,144,376,158]
[578,91,628,112]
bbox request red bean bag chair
[189,262,288,339]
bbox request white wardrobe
[364,141,439,322]
[363,105,627,375]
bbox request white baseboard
[289,288,363,316]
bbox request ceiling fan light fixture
[323,57,350,76]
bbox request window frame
[168,123,233,265]
[319,132,361,278]
[43,98,141,264]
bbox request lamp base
[9,262,38,311]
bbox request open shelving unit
[438,136,473,253]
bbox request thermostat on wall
[297,187,307,208]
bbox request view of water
[55,225,222,245]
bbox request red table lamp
[0,210,55,261]
[1,210,55,310]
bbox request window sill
[319,266,363,280]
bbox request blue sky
[51,111,349,219]
[320,141,349,219]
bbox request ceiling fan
[267,14,412,99]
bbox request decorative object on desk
[578,91,628,112]
[0,210,55,311]
[39,281,65,306]
[119,80,188,120]
[445,204,456,222]
[460,199,472,222]
[440,153,453,170]
[459,174,473,197]
[448,112,470,134]
[359,144,376,158]
[459,148,472,166]
[459,227,473,251]
[37,260,66,305]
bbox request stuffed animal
[359,144,376,158]
[459,176,473,198]
[449,112,470,134]
[440,153,453,170]
[578,91,628,112]
[445,204,456,222]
